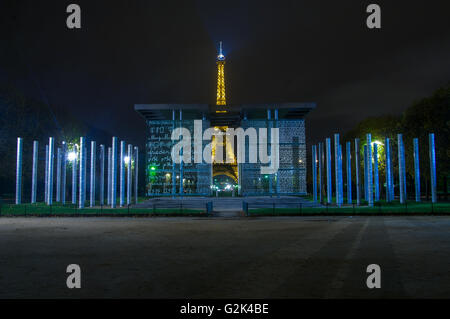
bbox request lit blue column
[355,138,361,205]
[373,143,379,202]
[346,141,352,204]
[111,137,118,208]
[318,142,323,203]
[338,144,344,206]
[107,147,112,205]
[90,141,96,207]
[385,138,392,202]
[429,133,437,203]
[56,147,61,202]
[99,144,105,206]
[48,137,55,206]
[413,138,420,202]
[398,134,406,204]
[78,137,86,209]
[45,144,49,204]
[364,145,368,202]
[172,110,176,197]
[179,110,183,197]
[312,145,317,202]
[127,144,132,205]
[267,110,273,196]
[275,109,280,197]
[61,142,67,205]
[334,134,340,205]
[326,138,332,204]
[72,145,77,204]
[366,134,373,206]
[15,137,23,205]
[120,141,126,207]
[31,141,38,204]
[134,146,139,204]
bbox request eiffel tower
[212,42,238,187]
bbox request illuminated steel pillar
[56,147,62,202]
[373,143,379,202]
[99,144,105,206]
[84,146,87,202]
[364,145,368,202]
[107,147,112,205]
[45,144,49,204]
[79,137,86,209]
[429,133,437,203]
[338,144,344,206]
[47,137,55,205]
[366,134,373,206]
[268,110,273,196]
[355,138,361,206]
[346,141,352,204]
[72,146,78,204]
[111,137,118,208]
[127,144,132,205]
[334,134,340,205]
[326,138,332,204]
[134,146,139,204]
[413,138,420,202]
[318,142,324,203]
[90,141,96,207]
[61,142,67,205]
[172,110,176,197]
[385,138,392,202]
[398,134,406,204]
[120,141,126,207]
[31,140,38,204]
[312,145,317,202]
[179,110,183,197]
[15,137,23,205]
[274,109,280,197]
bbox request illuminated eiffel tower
[212,42,238,187]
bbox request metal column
[346,141,352,204]
[31,141,38,204]
[385,138,392,202]
[15,137,23,205]
[413,138,420,202]
[127,144,132,205]
[398,134,407,204]
[312,145,317,202]
[373,143,379,202]
[429,133,437,203]
[47,137,55,206]
[134,146,139,204]
[326,138,332,204]
[120,140,125,207]
[111,137,118,208]
[99,145,105,206]
[355,138,360,206]
[79,137,86,209]
[90,141,96,207]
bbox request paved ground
[0,216,449,298]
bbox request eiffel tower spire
[216,41,226,106]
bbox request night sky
[1,0,449,146]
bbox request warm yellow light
[216,61,226,106]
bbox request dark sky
[1,0,449,146]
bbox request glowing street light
[68,151,77,162]
[124,156,130,164]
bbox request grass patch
[0,202,206,217]
[248,202,450,216]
